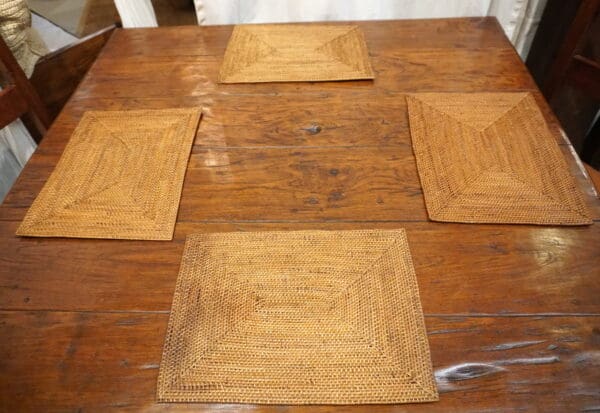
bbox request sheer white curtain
[113,0,548,57]
[192,0,547,58]
[0,121,36,201]
[487,0,548,58]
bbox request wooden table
[1,18,599,412]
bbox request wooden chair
[30,25,116,121]
[544,0,600,166]
[0,35,51,143]
[542,0,600,100]
[1,23,117,143]
[527,0,599,165]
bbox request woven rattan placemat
[158,229,438,405]
[219,24,375,83]
[17,108,201,240]
[407,92,592,225]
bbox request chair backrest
[543,0,600,100]
[0,35,51,143]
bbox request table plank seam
[2,218,599,223]
[1,308,599,317]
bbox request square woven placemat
[158,229,438,405]
[219,24,375,83]
[407,92,591,225]
[17,108,201,240]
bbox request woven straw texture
[0,0,48,77]
[17,108,201,240]
[407,92,592,225]
[219,24,375,83]
[158,229,438,405]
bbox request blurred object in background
[154,0,196,26]
[0,0,48,201]
[1,0,48,76]
[527,0,600,169]
[28,0,119,38]
[29,0,196,33]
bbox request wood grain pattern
[0,18,599,412]
[98,18,512,58]
[32,90,571,152]
[1,144,598,222]
[0,85,28,129]
[71,48,534,99]
[1,220,598,315]
[585,163,600,193]
[0,311,598,412]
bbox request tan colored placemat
[17,108,201,240]
[219,24,375,83]
[407,92,592,225]
[158,229,438,405]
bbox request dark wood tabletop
[1,18,599,412]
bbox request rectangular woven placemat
[17,108,201,240]
[158,229,438,405]
[219,24,375,83]
[407,92,592,225]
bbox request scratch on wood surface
[435,315,468,322]
[428,327,481,335]
[482,340,545,351]
[108,402,131,408]
[139,364,160,370]
[435,356,560,390]
[557,335,583,343]
[435,382,477,394]
[300,124,322,135]
[495,356,560,366]
[508,379,553,386]
[435,363,506,382]
[572,351,600,366]
[115,319,140,326]
[574,389,600,397]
